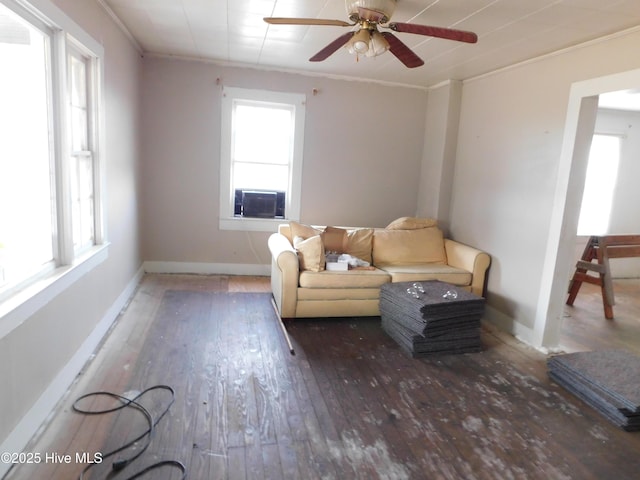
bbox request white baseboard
[483,304,535,346]
[0,266,144,479]
[143,261,270,276]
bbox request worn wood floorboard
[4,274,640,480]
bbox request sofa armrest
[444,239,491,296]
[268,232,299,318]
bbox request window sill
[219,217,290,232]
[0,243,110,340]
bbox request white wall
[140,58,428,269]
[0,0,142,463]
[449,29,640,340]
[417,80,462,236]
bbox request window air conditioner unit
[234,189,285,219]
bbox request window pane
[70,105,88,152]
[577,134,621,235]
[69,53,88,151]
[71,155,94,251]
[70,54,87,107]
[233,163,289,192]
[68,49,94,252]
[0,5,54,291]
[233,103,293,165]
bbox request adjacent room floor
[560,278,640,354]
[4,275,640,480]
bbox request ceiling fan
[264,0,477,68]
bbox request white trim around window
[219,86,306,232]
[0,0,107,335]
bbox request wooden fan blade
[357,7,387,23]
[388,22,478,43]
[264,17,351,27]
[309,32,355,62]
[381,32,424,68]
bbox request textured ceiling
[101,0,640,88]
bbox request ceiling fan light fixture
[366,30,389,57]
[346,28,371,54]
[345,0,396,23]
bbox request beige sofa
[268,218,491,319]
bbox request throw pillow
[293,235,326,272]
[372,227,447,266]
[290,220,323,240]
[386,217,438,230]
[345,228,374,264]
[322,226,348,253]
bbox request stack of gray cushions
[379,280,485,357]
[548,350,640,431]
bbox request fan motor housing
[346,0,396,23]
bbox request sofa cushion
[299,268,391,289]
[297,287,381,301]
[386,216,438,230]
[379,264,472,285]
[346,228,374,264]
[372,227,447,266]
[293,235,325,272]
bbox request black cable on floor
[72,385,186,480]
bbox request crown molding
[143,51,430,91]
[465,24,640,85]
[96,0,143,54]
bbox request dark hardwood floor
[4,275,640,480]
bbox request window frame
[219,86,306,232]
[66,40,102,255]
[0,0,107,335]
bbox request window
[220,87,306,231]
[577,134,622,235]
[0,0,104,307]
[68,46,96,253]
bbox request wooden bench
[566,235,640,319]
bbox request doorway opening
[535,68,640,349]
